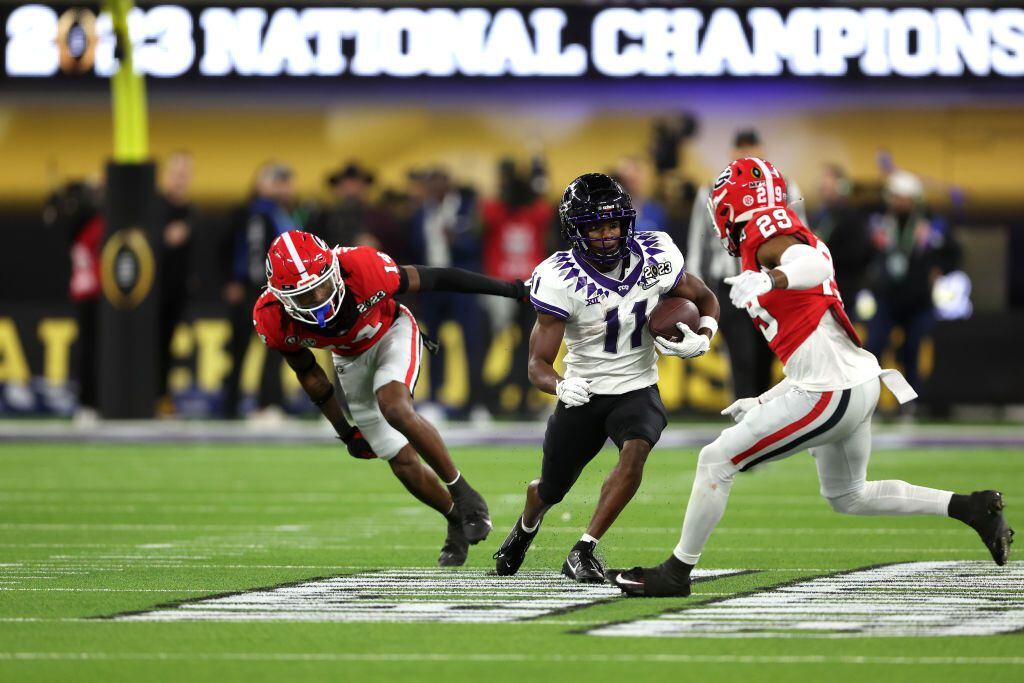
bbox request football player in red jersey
[610,158,1013,596]
[254,230,528,567]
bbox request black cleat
[452,485,492,545]
[493,517,539,576]
[607,556,693,597]
[438,520,468,567]
[561,541,605,583]
[958,490,1014,566]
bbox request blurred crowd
[43,122,965,422]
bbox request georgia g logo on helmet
[706,157,788,257]
[265,230,346,328]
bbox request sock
[520,516,539,533]
[445,472,461,487]
[659,554,693,580]
[447,472,471,498]
[443,502,460,525]
[580,533,599,546]
[828,481,953,516]
[948,493,972,522]
[674,462,734,565]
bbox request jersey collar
[565,240,644,297]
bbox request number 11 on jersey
[604,301,648,354]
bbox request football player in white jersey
[493,173,721,583]
[609,158,1013,597]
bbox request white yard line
[0,652,1022,665]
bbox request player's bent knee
[696,442,737,485]
[536,479,567,506]
[377,393,416,431]
[825,487,867,515]
[619,440,651,473]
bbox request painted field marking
[0,652,1022,665]
[102,569,745,623]
[590,561,1024,639]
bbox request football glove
[555,377,591,408]
[339,426,376,460]
[720,397,760,423]
[654,323,710,359]
[723,271,774,309]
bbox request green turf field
[0,441,1020,682]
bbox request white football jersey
[529,231,686,396]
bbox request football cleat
[493,517,539,576]
[438,520,469,567]
[452,485,492,545]
[561,541,605,583]
[607,556,693,597]
[960,490,1014,566]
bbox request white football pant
[674,376,953,565]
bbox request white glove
[556,377,591,407]
[720,397,760,423]
[654,323,710,359]
[723,271,774,309]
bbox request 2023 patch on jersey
[253,246,403,356]
[530,231,686,396]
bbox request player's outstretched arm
[723,235,833,309]
[668,272,720,339]
[281,349,374,459]
[399,265,528,301]
[755,234,831,290]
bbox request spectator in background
[614,155,669,233]
[220,161,297,421]
[864,170,960,393]
[409,167,485,420]
[155,151,196,417]
[317,161,387,249]
[480,158,554,416]
[811,163,871,313]
[43,181,103,423]
[688,128,807,399]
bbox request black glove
[339,426,376,460]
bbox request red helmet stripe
[752,157,776,209]
[281,231,308,277]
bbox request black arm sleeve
[412,266,524,299]
[396,266,410,295]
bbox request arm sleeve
[529,265,572,321]
[776,243,832,290]
[412,265,521,298]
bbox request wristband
[697,316,719,338]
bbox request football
[648,297,701,342]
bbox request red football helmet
[265,230,344,328]
[706,157,789,256]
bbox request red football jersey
[738,207,861,363]
[253,246,403,356]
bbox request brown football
[648,297,701,342]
